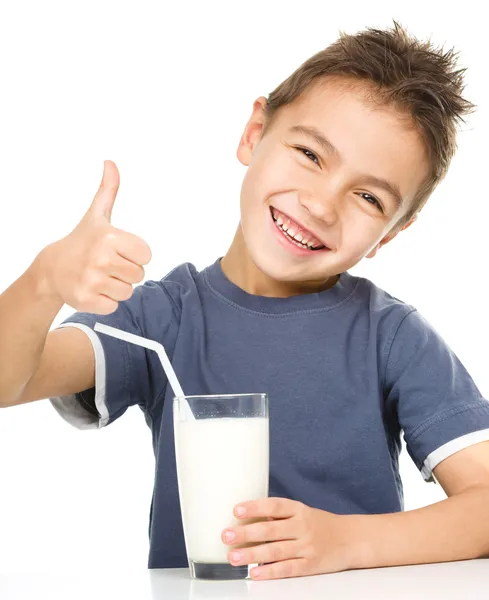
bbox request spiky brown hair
[261,20,476,231]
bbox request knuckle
[281,561,294,578]
[121,284,134,301]
[134,266,145,283]
[93,253,111,270]
[302,527,313,544]
[296,522,308,539]
[302,543,315,560]
[267,520,280,539]
[79,266,94,284]
[245,548,256,564]
[103,230,118,246]
[269,544,284,562]
[252,522,268,541]
[74,288,91,307]
[239,527,250,544]
[84,270,102,290]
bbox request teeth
[304,237,318,248]
[280,223,308,245]
[283,224,316,247]
[277,222,319,250]
[272,209,325,250]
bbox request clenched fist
[37,160,152,314]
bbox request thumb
[88,160,120,222]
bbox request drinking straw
[94,322,193,418]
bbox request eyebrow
[288,124,404,210]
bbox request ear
[366,214,418,259]
[237,96,269,166]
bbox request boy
[1,20,489,581]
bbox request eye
[295,146,320,166]
[293,145,384,213]
[358,192,384,213]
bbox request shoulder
[360,280,450,372]
[348,274,453,364]
[157,261,201,293]
[135,261,205,315]
[350,272,417,333]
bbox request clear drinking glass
[173,393,269,580]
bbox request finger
[87,160,120,222]
[250,558,308,581]
[229,540,301,568]
[223,517,297,546]
[99,277,134,302]
[109,254,145,285]
[114,229,152,266]
[234,498,302,520]
[89,294,119,316]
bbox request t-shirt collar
[203,257,359,314]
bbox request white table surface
[1,560,488,600]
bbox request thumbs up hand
[37,161,152,315]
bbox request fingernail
[231,551,243,563]
[224,530,236,543]
[236,506,246,517]
[252,568,262,579]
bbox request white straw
[94,322,193,418]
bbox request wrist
[27,244,64,307]
[339,514,376,570]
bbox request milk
[175,417,269,564]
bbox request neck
[220,224,339,297]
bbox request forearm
[349,486,489,569]
[0,247,63,406]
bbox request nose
[299,190,339,226]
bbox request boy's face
[234,78,430,289]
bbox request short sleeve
[49,280,181,430]
[384,309,489,482]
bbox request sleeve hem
[421,427,489,482]
[49,322,110,430]
[410,400,489,443]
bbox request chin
[245,238,304,283]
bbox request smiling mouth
[270,207,327,251]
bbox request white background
[0,0,487,574]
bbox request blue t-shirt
[50,258,489,568]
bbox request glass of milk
[173,393,269,580]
